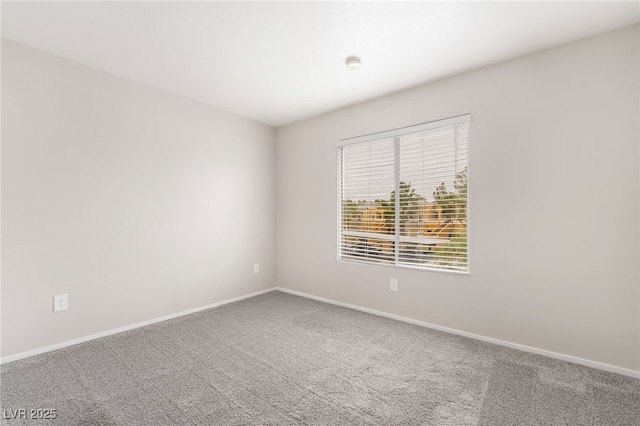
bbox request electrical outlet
[253,263,260,274]
[390,278,398,292]
[53,294,68,312]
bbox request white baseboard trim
[276,287,640,379]
[0,287,278,365]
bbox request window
[337,114,470,273]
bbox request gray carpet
[1,291,638,425]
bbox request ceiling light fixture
[345,57,361,71]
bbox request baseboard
[5,286,638,379]
[276,287,640,379]
[0,287,278,365]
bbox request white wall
[1,40,276,358]
[276,25,639,372]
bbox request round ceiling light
[345,57,361,71]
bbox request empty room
[1,1,639,425]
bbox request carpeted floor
[1,291,638,425]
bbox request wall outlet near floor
[53,294,68,312]
[390,278,398,292]
[253,263,260,274]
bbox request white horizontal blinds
[397,123,469,271]
[338,114,470,272]
[339,138,395,264]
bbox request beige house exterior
[350,201,464,238]
[342,200,466,261]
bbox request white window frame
[337,114,471,274]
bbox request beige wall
[1,40,277,358]
[276,25,640,371]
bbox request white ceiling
[2,1,638,127]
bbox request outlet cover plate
[390,278,398,292]
[54,294,68,312]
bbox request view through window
[337,115,470,273]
